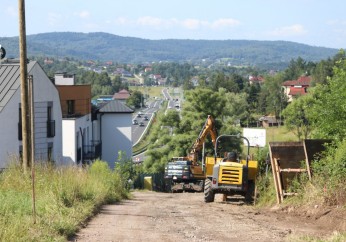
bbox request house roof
[113,89,130,100]
[289,87,307,96]
[259,116,279,123]
[282,76,311,86]
[0,59,35,112]
[99,100,133,113]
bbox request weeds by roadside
[0,160,129,241]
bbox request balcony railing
[83,140,102,161]
[47,120,55,138]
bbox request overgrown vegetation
[0,160,129,241]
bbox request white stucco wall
[0,89,22,168]
[30,63,63,163]
[62,114,92,165]
[101,113,132,169]
[0,62,63,169]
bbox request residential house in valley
[113,89,130,103]
[0,59,62,169]
[282,76,311,102]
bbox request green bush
[311,141,346,205]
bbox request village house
[249,75,264,85]
[113,89,130,103]
[282,76,311,102]
[0,59,63,169]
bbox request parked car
[139,122,145,127]
[132,120,138,125]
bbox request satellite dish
[0,46,6,59]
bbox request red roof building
[113,89,130,102]
[282,76,311,102]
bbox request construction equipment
[204,134,258,203]
[164,115,217,192]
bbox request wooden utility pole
[29,76,36,223]
[19,0,30,172]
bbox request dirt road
[73,191,337,242]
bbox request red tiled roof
[289,87,307,96]
[113,89,130,100]
[283,76,311,86]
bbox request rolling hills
[0,32,339,69]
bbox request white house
[55,74,95,165]
[0,59,62,169]
[98,100,133,169]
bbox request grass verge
[0,160,129,241]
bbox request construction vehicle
[204,134,258,203]
[164,115,217,192]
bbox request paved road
[132,100,161,145]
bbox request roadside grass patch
[0,160,128,241]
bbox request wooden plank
[303,140,312,180]
[280,168,307,173]
[274,158,284,203]
[269,144,281,204]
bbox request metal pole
[19,0,30,172]
[29,75,36,224]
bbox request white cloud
[269,24,307,36]
[137,16,165,27]
[211,18,240,29]
[48,12,63,27]
[6,6,17,17]
[113,16,240,31]
[74,10,90,18]
[327,19,346,26]
[114,17,129,25]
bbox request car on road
[139,122,145,127]
[143,116,149,121]
[132,120,138,125]
[137,113,142,118]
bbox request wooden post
[29,76,36,224]
[19,0,30,172]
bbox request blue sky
[2,0,346,49]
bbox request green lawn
[129,86,165,99]
[265,125,298,143]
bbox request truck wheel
[245,181,255,203]
[0,47,6,59]
[204,178,215,203]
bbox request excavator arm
[189,115,217,165]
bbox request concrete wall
[62,114,92,165]
[101,113,132,169]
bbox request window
[47,103,55,137]
[67,100,75,115]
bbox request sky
[1,0,346,49]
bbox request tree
[282,95,313,140]
[258,73,287,117]
[161,109,180,129]
[307,59,346,140]
[126,90,143,108]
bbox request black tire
[245,181,255,203]
[204,178,215,203]
[0,47,6,59]
[165,179,173,193]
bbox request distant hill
[0,32,339,69]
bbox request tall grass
[0,160,128,241]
